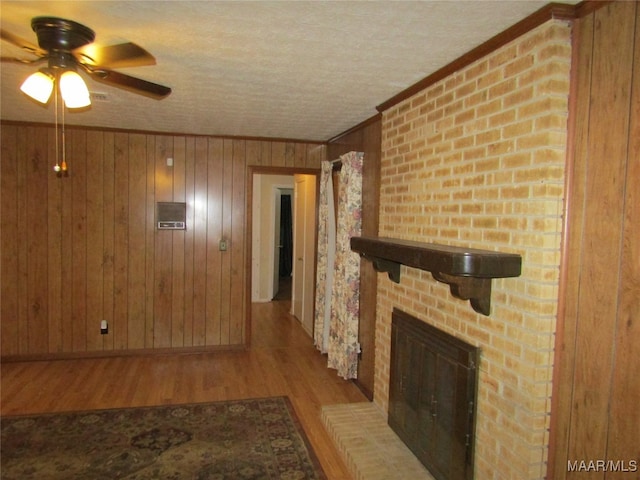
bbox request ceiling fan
[1,16,172,106]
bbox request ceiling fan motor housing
[31,17,95,52]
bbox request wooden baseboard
[0,344,246,363]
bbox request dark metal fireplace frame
[389,308,480,480]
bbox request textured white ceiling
[1,1,571,141]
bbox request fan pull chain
[61,98,68,175]
[53,85,61,176]
[52,78,69,177]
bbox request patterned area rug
[1,396,326,480]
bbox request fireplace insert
[389,308,479,480]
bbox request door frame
[246,166,320,347]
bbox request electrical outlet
[100,320,108,335]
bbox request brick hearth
[321,403,435,480]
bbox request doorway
[249,167,319,342]
[273,189,293,301]
[251,174,294,303]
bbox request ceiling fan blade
[0,55,46,65]
[74,42,156,69]
[0,28,47,57]
[86,68,171,99]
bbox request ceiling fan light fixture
[20,70,54,104]
[59,70,91,108]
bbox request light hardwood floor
[0,300,367,479]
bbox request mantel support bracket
[366,256,401,284]
[363,255,492,315]
[431,272,492,316]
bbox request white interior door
[292,176,305,319]
[291,174,317,336]
[301,177,317,336]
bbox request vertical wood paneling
[607,2,640,469]
[260,141,272,166]
[102,132,115,351]
[183,137,196,346]
[46,128,62,353]
[192,137,208,346]
[285,143,296,167]
[59,134,72,352]
[171,136,186,347]
[85,131,104,351]
[16,128,29,353]
[0,123,324,358]
[306,144,325,169]
[245,140,260,166]
[569,1,634,466]
[230,140,246,344]
[293,143,306,167]
[128,134,148,349]
[550,2,639,478]
[153,135,173,348]
[1,125,19,355]
[113,133,129,350]
[219,139,234,344]
[69,129,88,352]
[26,127,49,353]
[271,142,286,167]
[143,136,156,348]
[16,127,29,354]
[206,138,224,345]
[551,13,592,472]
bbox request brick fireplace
[374,19,571,480]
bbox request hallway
[272,275,292,301]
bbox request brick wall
[375,20,571,479]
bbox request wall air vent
[89,91,110,102]
[157,202,186,230]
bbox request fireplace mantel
[350,236,522,316]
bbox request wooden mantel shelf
[350,236,522,316]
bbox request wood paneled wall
[1,122,324,358]
[327,115,381,400]
[549,2,640,477]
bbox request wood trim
[574,0,615,18]
[0,344,246,363]
[327,113,382,145]
[244,165,322,348]
[546,10,583,477]
[0,120,326,145]
[376,3,578,113]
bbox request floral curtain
[313,160,336,353]
[326,151,364,379]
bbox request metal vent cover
[157,202,186,230]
